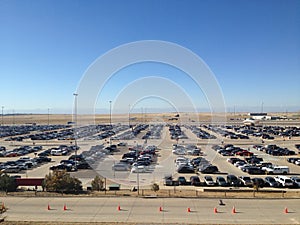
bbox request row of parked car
[172,144,201,156]
[49,154,91,172]
[287,157,300,166]
[212,144,254,157]
[164,174,300,188]
[114,145,158,173]
[110,124,149,140]
[186,125,216,139]
[169,125,187,140]
[37,145,79,157]
[142,125,163,139]
[253,144,296,156]
[0,124,70,139]
[0,155,52,173]
[174,155,219,174]
[204,125,249,139]
[0,145,43,157]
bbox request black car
[50,164,75,172]
[227,174,240,186]
[216,176,228,187]
[177,165,195,173]
[264,176,279,188]
[246,167,265,175]
[177,176,188,185]
[199,165,218,174]
[252,178,265,188]
[76,162,91,169]
[190,176,201,186]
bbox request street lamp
[1,106,3,126]
[73,93,78,158]
[128,104,131,129]
[109,100,112,126]
[109,100,112,146]
[47,108,50,126]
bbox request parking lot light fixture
[73,93,78,163]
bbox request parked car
[177,164,195,173]
[227,175,240,186]
[204,175,215,186]
[274,176,294,188]
[290,176,300,187]
[251,178,265,188]
[216,176,228,187]
[239,176,253,187]
[246,167,265,175]
[164,175,174,186]
[190,176,201,186]
[264,176,279,188]
[199,165,218,174]
[177,176,188,185]
[265,166,289,175]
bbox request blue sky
[0,0,299,114]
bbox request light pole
[109,100,112,126]
[128,104,131,129]
[73,93,78,158]
[1,106,3,126]
[47,108,50,126]
[109,100,112,146]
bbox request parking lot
[0,121,300,191]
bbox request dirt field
[2,112,300,125]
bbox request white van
[265,166,289,175]
[274,176,294,187]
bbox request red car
[236,150,254,156]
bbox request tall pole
[109,100,112,146]
[128,104,131,128]
[109,100,112,126]
[1,106,3,126]
[13,109,15,125]
[47,108,50,126]
[73,93,78,158]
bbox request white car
[274,176,294,187]
[131,165,146,173]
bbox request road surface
[2,196,300,224]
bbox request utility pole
[47,108,50,126]
[73,93,78,159]
[1,106,3,126]
[109,100,112,126]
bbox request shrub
[43,170,82,193]
[91,175,104,191]
[0,173,17,192]
[151,183,159,192]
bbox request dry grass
[3,188,300,199]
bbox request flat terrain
[2,197,300,224]
[1,113,300,224]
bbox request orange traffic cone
[187,207,191,213]
[232,206,236,214]
[284,207,288,214]
[159,206,163,212]
[214,207,218,213]
[47,204,51,210]
[63,204,67,211]
[117,205,121,211]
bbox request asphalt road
[2,197,300,224]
